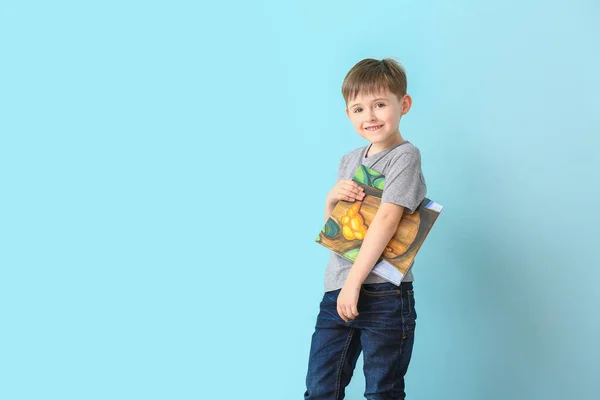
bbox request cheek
[377,111,390,123]
[384,109,399,122]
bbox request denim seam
[389,337,403,398]
[390,288,406,398]
[334,327,355,400]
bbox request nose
[365,109,376,121]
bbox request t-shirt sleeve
[380,151,427,214]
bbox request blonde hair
[341,58,407,105]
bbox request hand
[327,180,365,206]
[337,283,360,323]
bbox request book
[315,164,443,285]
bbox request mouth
[365,124,383,132]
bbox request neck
[367,131,404,157]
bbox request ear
[345,108,350,118]
[401,94,413,115]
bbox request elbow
[376,211,403,230]
[377,203,405,226]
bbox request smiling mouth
[365,125,383,131]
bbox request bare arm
[345,202,405,288]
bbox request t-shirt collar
[364,140,409,159]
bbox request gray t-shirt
[323,140,427,292]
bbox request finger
[348,307,357,320]
[351,305,359,318]
[343,183,362,195]
[351,185,366,199]
[342,187,364,200]
[352,188,365,199]
[351,182,364,192]
[343,305,354,320]
[342,189,358,199]
[351,191,365,201]
[339,192,356,202]
[337,306,348,322]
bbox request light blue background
[1,1,599,399]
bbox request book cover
[315,164,443,285]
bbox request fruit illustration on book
[341,201,368,240]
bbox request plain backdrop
[1,1,599,399]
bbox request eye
[375,103,386,108]
[353,107,362,113]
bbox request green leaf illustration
[322,218,340,239]
[353,165,369,185]
[372,176,385,190]
[342,248,360,261]
[353,165,385,189]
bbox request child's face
[345,89,411,148]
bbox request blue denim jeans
[304,282,417,400]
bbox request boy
[304,58,427,400]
